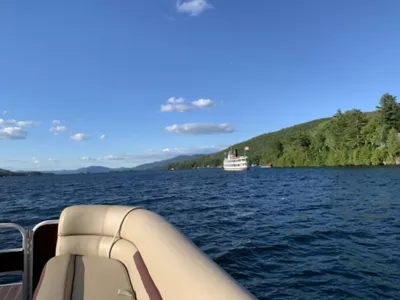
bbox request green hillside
[132,154,205,171]
[0,168,45,177]
[0,168,15,176]
[169,93,400,169]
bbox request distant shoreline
[0,170,50,177]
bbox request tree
[387,128,400,163]
[171,93,399,169]
[361,115,382,147]
[342,109,367,149]
[376,93,400,141]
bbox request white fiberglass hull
[223,166,248,171]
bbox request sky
[1,0,400,170]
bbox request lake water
[0,168,399,299]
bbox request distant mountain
[47,155,206,174]
[0,168,14,176]
[76,166,113,173]
[131,154,206,171]
[52,166,112,175]
[0,168,47,177]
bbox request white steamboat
[223,148,248,171]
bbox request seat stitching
[69,255,77,300]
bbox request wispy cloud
[17,121,39,127]
[0,127,28,140]
[50,125,67,135]
[161,97,215,112]
[48,158,60,163]
[161,97,190,112]
[100,134,106,140]
[161,104,191,112]
[192,98,214,108]
[165,123,234,135]
[80,156,95,161]
[168,97,185,104]
[161,145,226,154]
[71,133,89,141]
[81,154,138,161]
[176,0,212,16]
[0,119,39,127]
[50,120,67,135]
[32,157,40,168]
[2,111,8,116]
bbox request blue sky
[1,0,400,170]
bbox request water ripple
[0,168,399,299]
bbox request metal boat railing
[0,221,59,300]
[0,223,28,300]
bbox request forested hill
[0,168,46,177]
[169,93,400,169]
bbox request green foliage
[169,93,400,169]
[387,128,400,163]
[0,169,45,177]
[377,93,400,141]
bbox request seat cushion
[34,254,135,300]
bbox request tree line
[168,93,400,169]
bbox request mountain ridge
[44,154,207,174]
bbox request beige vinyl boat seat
[34,254,135,300]
[34,205,256,300]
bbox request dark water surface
[0,168,399,299]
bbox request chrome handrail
[32,220,59,232]
[29,220,58,299]
[0,222,28,300]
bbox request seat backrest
[56,205,255,300]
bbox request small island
[168,93,400,169]
[0,168,48,177]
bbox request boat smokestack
[234,149,238,157]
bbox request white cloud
[71,133,89,141]
[100,134,106,140]
[165,123,234,135]
[16,120,39,127]
[0,119,38,128]
[161,97,216,112]
[103,155,126,160]
[0,127,28,140]
[50,125,67,135]
[80,154,133,161]
[32,157,40,168]
[160,145,226,155]
[160,104,191,112]
[176,0,212,16]
[50,120,67,135]
[168,97,185,104]
[161,97,190,112]
[48,158,60,163]
[192,98,214,108]
[80,156,95,161]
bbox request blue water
[0,168,399,299]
